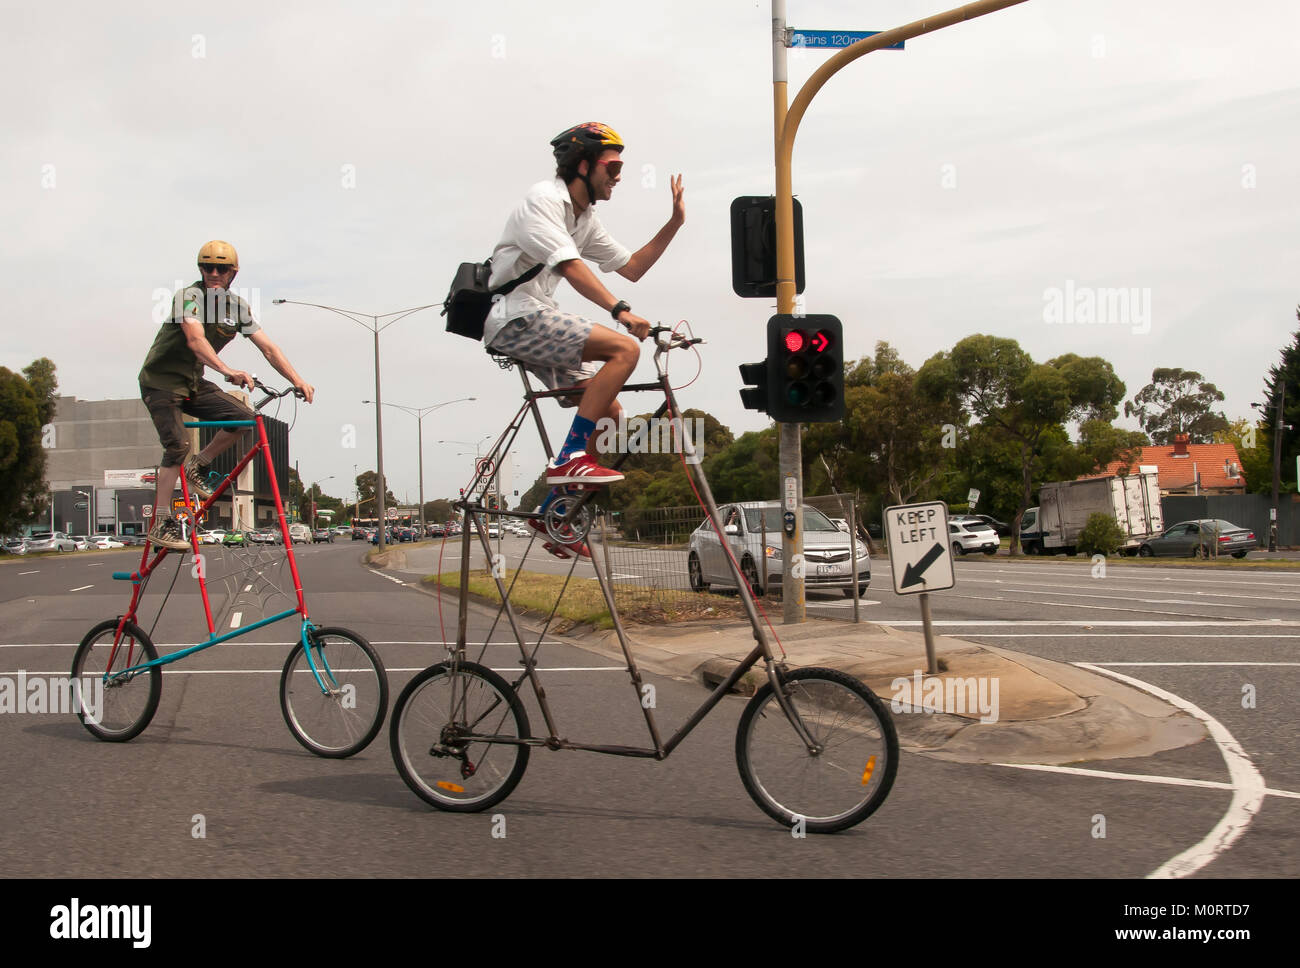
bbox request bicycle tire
[390,660,531,812]
[735,666,898,834]
[71,618,162,743]
[280,627,388,758]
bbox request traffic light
[730,196,806,298]
[738,359,769,414]
[767,314,844,423]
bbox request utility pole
[769,0,1030,621]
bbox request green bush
[1078,512,1127,557]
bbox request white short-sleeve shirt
[484,178,631,346]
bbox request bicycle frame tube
[454,335,820,760]
[102,608,301,681]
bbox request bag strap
[490,262,544,297]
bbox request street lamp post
[363,398,475,536]
[1253,387,1288,552]
[272,298,439,553]
[311,476,335,530]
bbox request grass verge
[422,569,746,629]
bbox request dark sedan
[1138,519,1255,559]
[312,528,335,543]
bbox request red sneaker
[545,451,623,487]
[527,518,591,560]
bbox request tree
[1259,310,1300,493]
[807,342,958,507]
[354,469,397,517]
[0,359,57,534]
[917,336,1128,554]
[1124,367,1230,444]
[422,498,453,523]
[1215,418,1272,494]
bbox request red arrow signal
[812,331,829,353]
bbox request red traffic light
[811,330,833,353]
[784,330,806,353]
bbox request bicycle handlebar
[649,325,705,349]
[251,377,305,412]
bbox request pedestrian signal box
[730,196,805,298]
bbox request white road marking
[1,666,626,676]
[993,763,1300,800]
[1094,661,1300,667]
[244,584,252,592]
[881,619,1293,627]
[86,563,103,567]
[957,633,1300,639]
[964,575,1300,605]
[1074,662,1267,880]
[230,612,242,628]
[69,585,93,592]
[18,571,38,575]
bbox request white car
[948,518,999,555]
[26,532,78,553]
[198,529,226,545]
[688,502,870,597]
[88,536,126,550]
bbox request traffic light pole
[770,0,1029,623]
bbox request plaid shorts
[486,309,601,408]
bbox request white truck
[1021,470,1162,555]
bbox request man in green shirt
[138,240,314,550]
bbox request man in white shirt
[486,122,684,553]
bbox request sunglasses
[595,159,623,177]
[199,263,233,274]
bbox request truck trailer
[1021,471,1162,555]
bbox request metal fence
[1162,493,1300,548]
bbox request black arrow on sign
[901,543,944,589]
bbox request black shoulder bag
[442,259,544,341]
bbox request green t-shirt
[138,283,261,394]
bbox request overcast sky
[5,0,1298,507]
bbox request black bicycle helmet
[551,122,624,205]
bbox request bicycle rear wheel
[390,660,531,812]
[736,666,898,833]
[71,618,162,742]
[280,627,388,758]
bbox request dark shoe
[148,517,190,551]
[183,456,216,502]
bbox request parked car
[223,531,246,547]
[949,518,999,555]
[116,533,148,546]
[3,537,28,555]
[88,535,126,550]
[1138,519,1255,559]
[197,529,226,545]
[69,535,90,551]
[312,527,335,543]
[288,523,312,544]
[688,502,870,597]
[972,514,1012,537]
[25,531,78,553]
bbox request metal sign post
[885,501,955,674]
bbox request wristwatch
[611,300,631,321]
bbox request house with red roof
[1081,434,1247,495]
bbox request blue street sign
[789,29,904,51]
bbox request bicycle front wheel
[71,618,162,742]
[280,627,388,758]
[390,660,531,812]
[736,666,898,834]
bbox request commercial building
[41,393,289,535]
